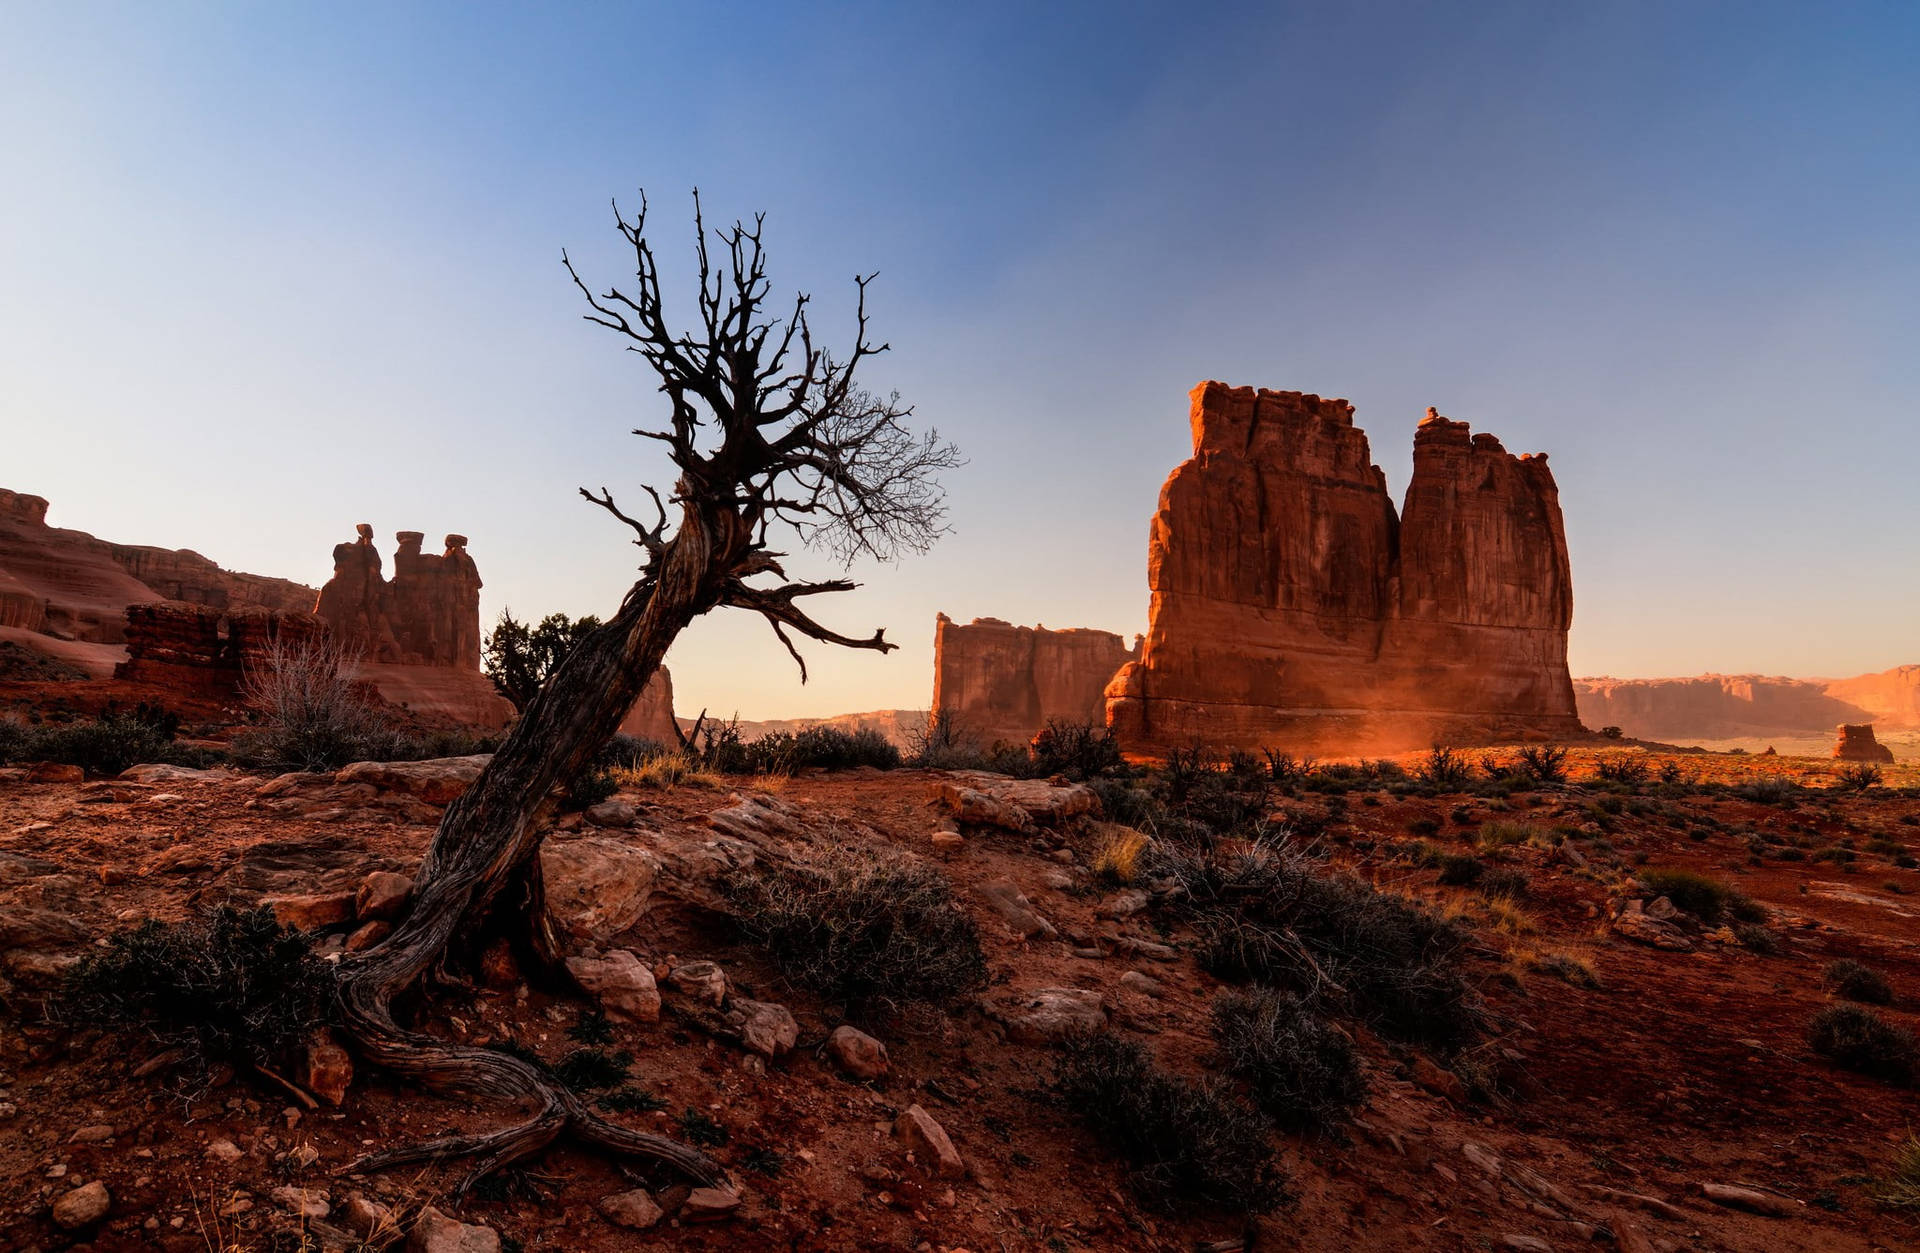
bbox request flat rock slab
[991,987,1107,1044]
[334,755,492,806]
[977,878,1056,939]
[932,772,1098,828]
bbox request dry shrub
[1091,827,1150,885]
[1808,1004,1918,1085]
[725,845,985,1010]
[1872,1134,1920,1210]
[1210,987,1366,1134]
[1637,868,1764,925]
[62,907,333,1094]
[613,754,723,791]
[1053,1030,1281,1211]
[1156,838,1482,1052]
[1825,959,1894,1005]
[236,634,386,770]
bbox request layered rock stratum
[1106,382,1581,753]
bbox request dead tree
[335,190,958,1192]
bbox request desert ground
[4,738,1920,1253]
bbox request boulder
[119,763,238,784]
[540,837,662,941]
[304,1029,354,1106]
[727,998,798,1059]
[334,755,492,806]
[666,960,729,1008]
[934,773,1099,826]
[993,987,1107,1044]
[596,1188,664,1229]
[977,879,1056,939]
[682,1186,742,1222]
[826,1024,890,1080]
[566,950,661,1025]
[51,1180,110,1230]
[1612,911,1693,952]
[355,871,414,921]
[408,1206,501,1253]
[893,1104,965,1179]
[262,891,357,931]
[585,798,639,828]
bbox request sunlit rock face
[1106,381,1581,754]
[932,616,1139,748]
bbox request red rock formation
[1834,723,1895,763]
[0,488,318,646]
[617,668,678,743]
[932,615,1140,747]
[1573,666,1920,741]
[114,601,326,698]
[315,528,484,668]
[1106,383,1582,754]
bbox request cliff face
[1107,382,1581,754]
[618,668,679,743]
[932,615,1139,747]
[0,488,317,645]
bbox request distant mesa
[936,382,1583,754]
[1573,668,1920,741]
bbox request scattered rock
[346,920,391,952]
[666,960,729,1008]
[729,998,799,1059]
[1097,889,1150,919]
[355,871,414,921]
[50,1179,109,1229]
[1698,1182,1798,1217]
[1500,1237,1551,1253]
[272,1186,331,1220]
[566,950,661,1025]
[1612,911,1693,952]
[994,987,1107,1044]
[540,836,662,941]
[585,798,639,828]
[1118,970,1164,998]
[304,1029,354,1106]
[335,755,491,805]
[1643,895,1680,922]
[894,1103,966,1179]
[826,1024,889,1080]
[977,879,1056,940]
[205,1138,244,1163]
[261,891,356,931]
[67,1123,115,1144]
[682,1186,742,1221]
[341,1193,395,1239]
[930,831,966,855]
[409,1205,502,1252]
[1412,1056,1468,1104]
[27,762,84,784]
[596,1187,664,1229]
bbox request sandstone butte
[1104,381,1583,755]
[930,615,1139,747]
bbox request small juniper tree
[337,190,958,1191]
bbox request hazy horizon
[6,2,1916,719]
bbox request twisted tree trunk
[335,508,734,1191]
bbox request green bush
[2,706,198,776]
[1210,988,1365,1134]
[1053,1030,1280,1211]
[63,908,333,1089]
[725,847,985,1009]
[1435,854,1484,886]
[1808,1005,1917,1085]
[1826,959,1894,1005]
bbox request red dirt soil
[2,749,1919,1251]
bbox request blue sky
[4,2,1916,717]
